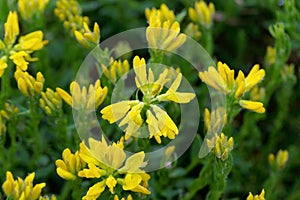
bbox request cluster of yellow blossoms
[145,4,186,52]
[199,62,266,113]
[246,189,265,200]
[101,56,195,143]
[0,11,47,77]
[206,133,234,161]
[268,149,289,170]
[18,0,49,21]
[101,58,130,84]
[56,137,151,199]
[189,0,215,29]
[55,0,100,49]
[2,171,56,200]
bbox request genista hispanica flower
[2,171,46,200]
[55,0,100,48]
[199,62,266,113]
[268,149,289,170]
[40,88,63,116]
[206,133,233,161]
[0,11,47,76]
[55,147,86,180]
[246,189,265,200]
[101,56,195,143]
[56,80,108,112]
[14,70,45,96]
[18,0,49,21]
[101,58,130,84]
[73,136,151,199]
[145,4,186,52]
[189,0,215,29]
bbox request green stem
[7,116,17,169]
[29,97,41,161]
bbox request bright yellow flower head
[4,11,19,47]
[55,147,86,180]
[246,189,265,200]
[77,137,150,199]
[146,5,186,52]
[189,0,215,28]
[14,31,48,52]
[101,56,195,143]
[199,61,266,113]
[74,22,100,49]
[206,133,233,161]
[18,0,49,20]
[204,107,227,132]
[145,3,175,23]
[14,70,44,96]
[56,79,108,112]
[101,58,130,84]
[2,171,46,200]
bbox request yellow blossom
[2,171,46,200]
[204,107,227,132]
[184,22,202,40]
[114,194,133,200]
[14,70,44,96]
[276,149,289,170]
[40,88,63,116]
[77,137,151,199]
[18,0,49,20]
[246,189,265,200]
[4,11,19,47]
[206,133,233,161]
[0,102,19,120]
[56,80,108,112]
[101,58,130,84]
[145,3,175,23]
[55,148,86,180]
[244,64,265,92]
[146,8,186,52]
[0,56,8,77]
[74,22,100,49]
[14,31,48,52]
[54,0,89,33]
[189,0,215,28]
[239,100,265,114]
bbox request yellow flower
[40,88,63,116]
[199,62,265,113]
[0,56,8,77]
[239,100,265,114]
[2,171,46,200]
[246,189,265,200]
[54,0,89,33]
[0,102,19,121]
[114,194,133,200]
[145,3,175,23]
[56,80,108,112]
[101,58,130,84]
[204,107,227,132]
[18,0,49,20]
[74,22,100,49]
[206,133,233,161]
[14,31,48,52]
[189,0,215,28]
[9,51,30,71]
[146,6,186,52]
[14,70,44,96]
[55,148,86,180]
[273,149,288,170]
[78,137,151,199]
[184,22,202,40]
[101,56,195,143]
[4,11,19,47]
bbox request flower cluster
[0,11,47,77]
[2,171,47,200]
[55,0,100,48]
[56,80,108,112]
[206,133,234,161]
[246,189,265,200]
[145,4,186,52]
[101,58,130,84]
[268,149,289,170]
[56,137,151,199]
[14,70,44,97]
[101,56,195,143]
[199,62,266,113]
[18,0,49,21]
[189,0,215,29]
